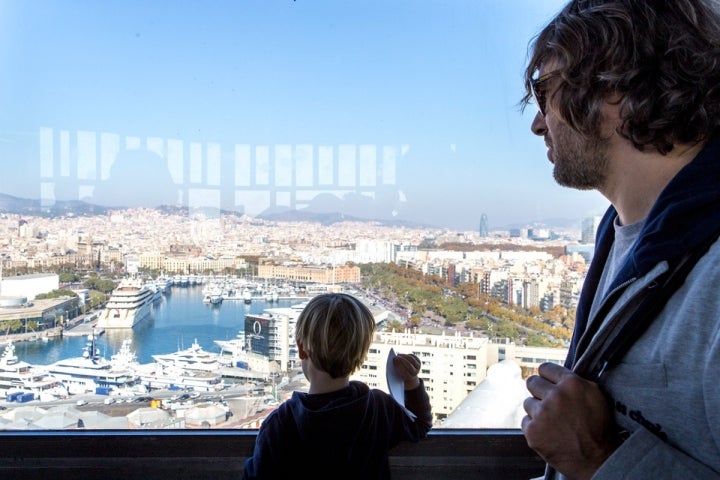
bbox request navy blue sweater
[243,380,432,479]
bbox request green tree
[35,289,78,300]
[59,272,80,283]
[88,290,107,309]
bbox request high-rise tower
[479,213,489,238]
[581,215,601,244]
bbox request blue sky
[0,0,608,231]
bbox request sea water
[12,285,306,366]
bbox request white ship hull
[152,339,232,373]
[99,301,152,328]
[98,277,155,329]
[135,364,225,392]
[0,342,69,400]
[46,334,140,394]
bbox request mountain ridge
[0,193,581,231]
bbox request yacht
[242,288,252,304]
[202,284,223,305]
[214,331,251,370]
[143,281,163,302]
[45,332,141,395]
[106,338,224,393]
[134,362,226,392]
[155,275,173,293]
[0,341,68,401]
[213,330,246,358]
[152,338,232,373]
[97,276,155,329]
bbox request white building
[0,273,59,300]
[354,330,492,421]
[353,330,568,423]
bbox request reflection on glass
[0,0,603,431]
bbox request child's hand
[393,353,421,390]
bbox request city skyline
[0,0,609,231]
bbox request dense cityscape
[0,207,604,345]
[0,207,596,430]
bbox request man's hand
[393,353,421,390]
[522,362,621,480]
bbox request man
[520,1,720,479]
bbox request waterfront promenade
[61,314,104,338]
[1,312,103,345]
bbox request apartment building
[353,330,568,422]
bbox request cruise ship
[97,276,155,329]
[0,341,68,401]
[45,332,141,395]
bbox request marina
[0,283,309,398]
[0,282,314,429]
[11,284,308,367]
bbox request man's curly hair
[522,0,720,154]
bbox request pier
[62,317,105,338]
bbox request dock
[62,318,105,338]
[220,366,266,382]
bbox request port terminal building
[0,273,79,340]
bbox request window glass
[0,0,607,431]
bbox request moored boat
[242,289,252,304]
[97,276,155,329]
[134,363,226,392]
[0,341,68,401]
[202,285,223,305]
[152,338,232,373]
[45,331,141,395]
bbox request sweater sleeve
[404,378,433,436]
[242,410,290,480]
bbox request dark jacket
[243,379,432,479]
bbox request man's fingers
[537,362,572,383]
[522,395,541,417]
[526,374,554,399]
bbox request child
[243,292,432,479]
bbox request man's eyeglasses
[531,70,560,116]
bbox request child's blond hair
[295,293,375,379]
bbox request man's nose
[531,111,547,136]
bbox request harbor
[0,283,312,429]
[2,282,309,390]
[9,283,308,366]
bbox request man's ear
[297,341,308,359]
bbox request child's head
[295,293,376,379]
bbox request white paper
[386,348,417,421]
